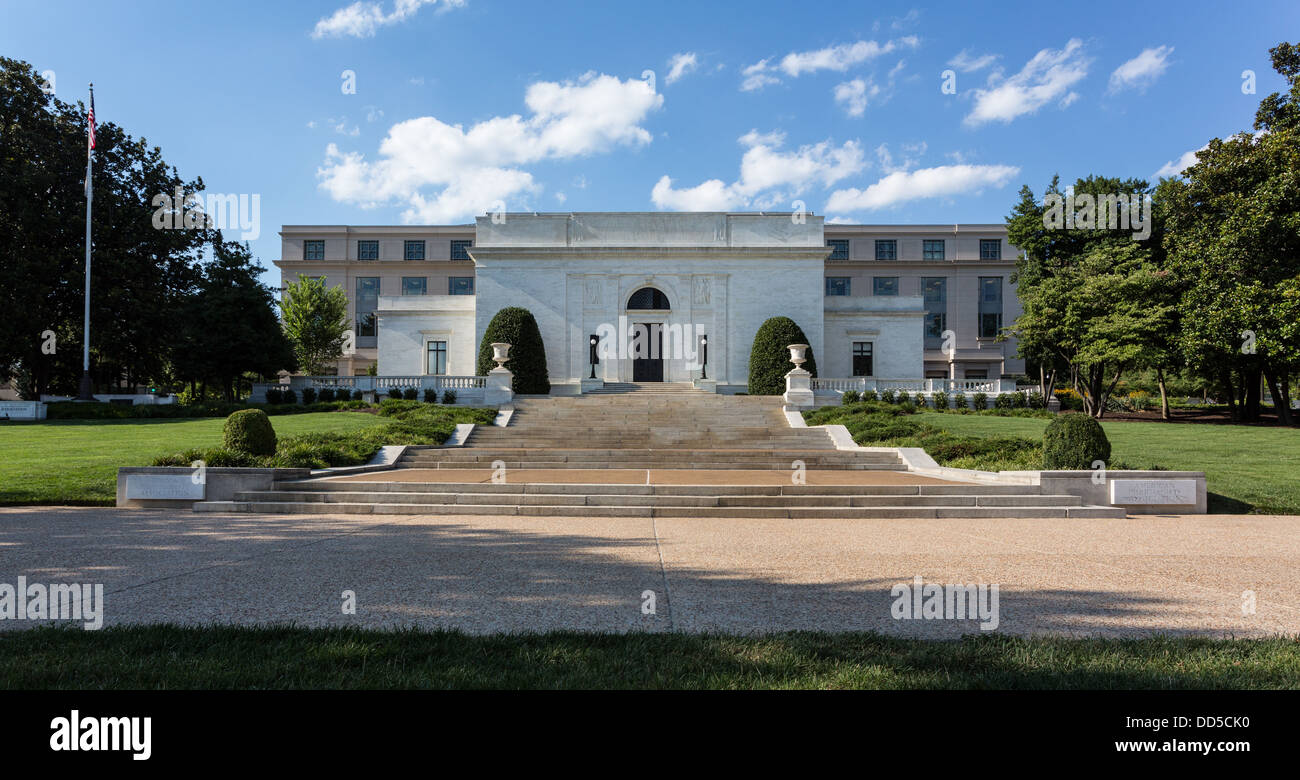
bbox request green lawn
[0,412,388,506]
[920,412,1300,515]
[2,626,1295,689]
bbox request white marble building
[275,213,1024,394]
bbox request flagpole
[76,83,94,401]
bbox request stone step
[196,500,1124,519]
[394,461,904,470]
[232,490,1086,508]
[279,481,1045,496]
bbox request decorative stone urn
[783,343,814,408]
[485,342,514,405]
[490,342,512,369]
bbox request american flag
[87,86,96,150]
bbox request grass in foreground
[0,412,389,506]
[2,625,1296,689]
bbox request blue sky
[3,0,1295,285]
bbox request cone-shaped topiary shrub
[1042,413,1111,469]
[223,409,277,456]
[748,316,817,395]
[477,307,550,395]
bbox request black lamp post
[700,334,708,380]
[589,334,599,379]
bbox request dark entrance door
[632,323,663,382]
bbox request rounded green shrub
[842,390,860,404]
[402,387,418,401]
[477,307,550,395]
[747,316,817,395]
[932,391,949,410]
[318,387,336,402]
[1042,413,1111,470]
[222,409,277,457]
[301,387,317,405]
[387,387,403,400]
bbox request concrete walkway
[1,507,1296,638]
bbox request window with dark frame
[355,277,379,340]
[978,276,1003,338]
[449,276,474,295]
[450,239,473,261]
[872,276,899,296]
[922,276,947,347]
[980,239,1002,260]
[826,239,849,261]
[923,240,945,260]
[426,341,447,375]
[852,342,873,377]
[875,239,897,260]
[404,240,426,261]
[357,240,379,261]
[303,240,325,261]
[825,277,851,296]
[402,276,427,296]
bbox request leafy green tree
[0,57,207,398]
[280,274,349,377]
[1159,42,1300,424]
[1006,175,1176,417]
[175,241,296,400]
[748,316,817,395]
[476,307,550,394]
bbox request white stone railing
[810,378,1019,395]
[251,374,494,403]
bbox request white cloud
[891,9,921,30]
[652,130,866,211]
[665,52,699,85]
[740,37,919,90]
[318,72,662,223]
[964,39,1089,126]
[312,0,464,40]
[1153,143,1206,178]
[948,48,998,73]
[826,164,1019,211]
[1108,45,1174,94]
[833,78,880,117]
[875,141,927,174]
[740,59,780,92]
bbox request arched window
[627,287,670,310]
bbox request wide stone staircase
[193,390,1126,518]
[401,394,902,470]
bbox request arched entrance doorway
[627,287,669,382]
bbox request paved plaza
[2,506,1295,638]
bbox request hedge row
[45,400,372,420]
[151,401,498,470]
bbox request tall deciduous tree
[281,274,349,376]
[1159,42,1300,425]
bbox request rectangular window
[980,239,1002,260]
[426,341,447,375]
[449,276,475,295]
[404,240,426,261]
[303,240,325,261]
[357,240,379,261]
[825,277,851,296]
[852,342,874,377]
[450,239,473,261]
[979,276,1003,338]
[826,239,850,261]
[923,240,946,260]
[872,276,899,296]
[875,239,897,260]
[922,277,947,348]
[355,277,379,343]
[965,369,988,379]
[402,276,427,296]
